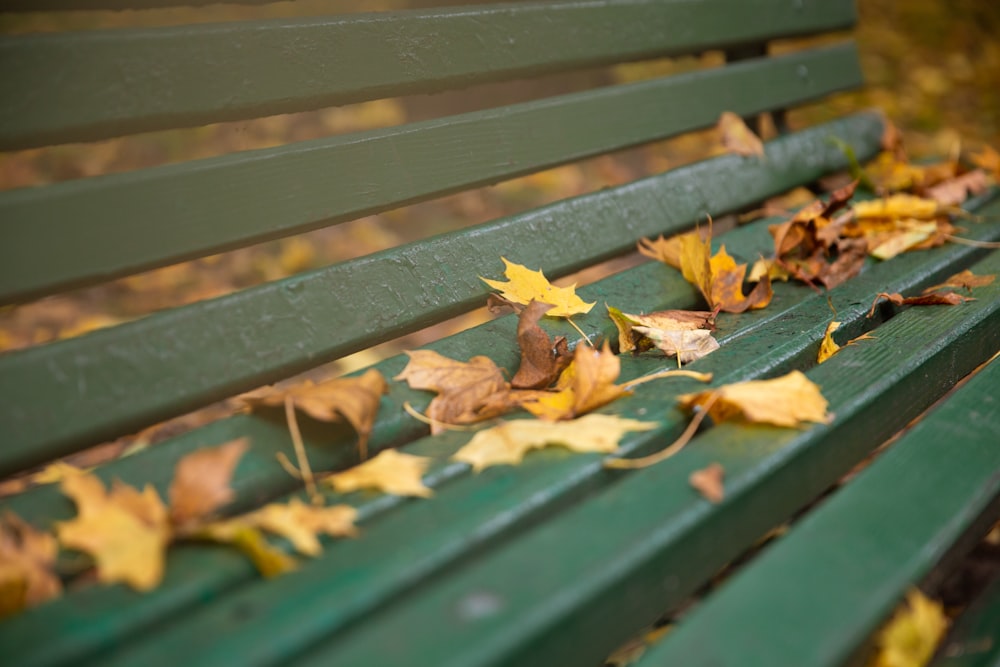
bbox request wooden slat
[0,0,856,149]
[933,575,1000,667]
[635,356,1000,667]
[0,0,277,9]
[98,252,1000,667]
[0,113,883,478]
[5,197,998,667]
[0,44,864,305]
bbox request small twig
[625,369,713,389]
[284,396,322,505]
[944,234,1000,249]
[275,452,303,480]
[603,395,718,470]
[566,317,594,347]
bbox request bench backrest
[0,1,866,481]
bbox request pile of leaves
[2,115,997,621]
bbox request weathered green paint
[635,357,1000,667]
[0,0,856,149]
[0,45,863,304]
[0,114,883,477]
[932,575,1000,667]
[6,202,997,667]
[201,253,1000,667]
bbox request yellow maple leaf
[678,370,832,427]
[0,512,61,618]
[853,195,943,221]
[868,589,948,667]
[717,111,764,158]
[518,342,629,421]
[453,414,657,471]
[169,438,249,527]
[55,472,171,591]
[241,368,387,459]
[480,257,594,317]
[327,449,433,498]
[637,235,684,269]
[395,350,512,433]
[818,321,842,364]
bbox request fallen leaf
[0,512,61,618]
[922,269,995,293]
[56,472,171,591]
[925,170,988,206]
[689,463,725,503]
[453,414,657,471]
[511,300,573,389]
[853,195,944,222]
[670,229,773,312]
[818,320,842,364]
[241,369,387,459]
[870,221,939,260]
[632,327,720,364]
[169,438,248,527]
[518,342,629,421]
[480,257,594,317]
[868,589,948,667]
[195,522,298,577]
[718,111,764,157]
[867,291,974,318]
[29,461,87,486]
[327,449,433,498]
[608,305,716,357]
[235,499,357,556]
[970,144,1000,181]
[637,235,684,269]
[678,370,832,427]
[395,350,512,433]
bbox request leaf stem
[603,395,717,469]
[284,397,322,505]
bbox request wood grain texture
[282,251,1000,667]
[0,0,856,149]
[4,196,997,667]
[637,355,1000,667]
[0,44,863,304]
[0,114,882,478]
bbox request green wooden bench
[1,1,998,666]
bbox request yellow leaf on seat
[678,371,832,427]
[327,449,433,498]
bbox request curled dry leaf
[511,300,573,390]
[169,438,249,527]
[817,320,842,364]
[480,257,594,317]
[453,414,657,471]
[923,269,995,293]
[241,369,387,460]
[632,327,720,365]
[607,305,717,362]
[665,228,772,312]
[327,449,433,498]
[867,291,973,318]
[689,463,725,503]
[678,370,832,428]
[717,111,764,158]
[518,342,628,421]
[395,350,512,433]
[0,512,61,618]
[925,169,988,206]
[56,472,171,592]
[867,589,948,667]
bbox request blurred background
[1,0,998,370]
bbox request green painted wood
[0,0,277,9]
[10,208,996,667]
[148,251,1000,667]
[634,357,1000,667]
[0,0,856,150]
[933,575,1000,667]
[0,44,864,305]
[0,113,883,478]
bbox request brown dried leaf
[55,472,171,591]
[925,170,989,206]
[678,371,832,427]
[511,300,573,390]
[327,449,433,498]
[518,342,629,421]
[718,111,764,158]
[453,414,657,471]
[632,327,720,364]
[689,463,725,503]
[395,350,512,433]
[241,369,387,459]
[867,291,974,318]
[608,305,716,357]
[922,269,995,293]
[672,229,773,312]
[0,512,61,618]
[169,438,249,527]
